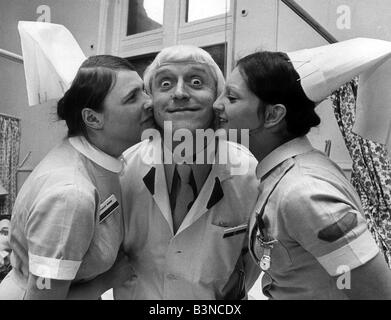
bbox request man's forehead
[154,62,214,77]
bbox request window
[127,52,158,77]
[116,0,232,73]
[202,43,227,76]
[127,0,164,36]
[186,0,230,23]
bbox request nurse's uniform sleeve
[25,184,96,280]
[280,177,379,276]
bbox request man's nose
[173,79,190,99]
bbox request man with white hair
[114,45,260,299]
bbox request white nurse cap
[287,38,391,149]
[18,21,86,106]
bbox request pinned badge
[99,194,119,223]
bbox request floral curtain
[0,114,21,217]
[331,80,391,267]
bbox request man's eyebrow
[186,66,210,75]
[154,65,211,79]
[154,68,173,79]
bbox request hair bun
[57,96,68,121]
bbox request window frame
[111,0,234,75]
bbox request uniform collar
[139,135,232,185]
[165,162,211,195]
[162,138,214,194]
[69,136,124,173]
[161,134,216,164]
[256,136,314,180]
[138,136,230,236]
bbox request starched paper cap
[18,21,86,106]
[287,38,391,148]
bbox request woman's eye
[125,94,135,103]
[190,78,202,87]
[228,96,237,102]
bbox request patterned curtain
[0,115,21,217]
[331,80,391,267]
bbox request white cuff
[317,230,379,276]
[29,253,82,280]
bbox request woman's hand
[66,251,135,300]
[97,251,135,292]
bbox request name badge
[223,224,248,238]
[99,194,119,223]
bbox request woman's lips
[140,116,154,125]
[217,116,228,123]
[214,111,228,124]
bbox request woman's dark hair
[237,51,320,137]
[57,55,135,137]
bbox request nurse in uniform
[0,54,153,299]
[213,45,391,299]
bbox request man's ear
[81,108,104,130]
[263,104,286,129]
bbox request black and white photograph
[0,0,391,307]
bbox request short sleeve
[25,184,96,280]
[281,177,379,276]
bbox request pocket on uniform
[221,257,246,300]
[196,224,247,284]
[210,204,248,228]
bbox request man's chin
[159,119,211,134]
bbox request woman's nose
[141,91,152,109]
[143,99,153,111]
[142,90,151,99]
[213,97,225,112]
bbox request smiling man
[152,62,216,134]
[114,45,260,300]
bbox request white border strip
[317,230,379,276]
[29,253,81,280]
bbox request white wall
[0,0,101,189]
[233,0,391,174]
[295,0,391,42]
[277,1,352,173]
